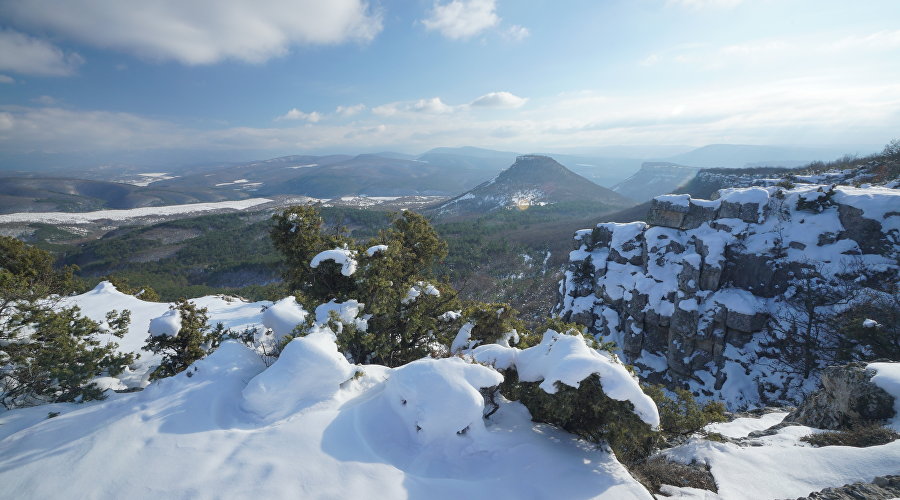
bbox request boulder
[681,201,719,229]
[786,363,896,430]
[647,198,689,228]
[838,204,886,254]
[719,200,763,223]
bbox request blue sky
[0,0,898,161]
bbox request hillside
[432,155,634,218]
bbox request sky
[0,0,899,164]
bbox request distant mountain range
[0,143,876,214]
[430,155,633,218]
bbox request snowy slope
[0,340,651,500]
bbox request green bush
[643,385,727,440]
[500,371,658,465]
[1,236,135,408]
[144,298,225,380]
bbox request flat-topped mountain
[612,162,701,201]
[431,155,634,217]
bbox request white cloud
[336,103,366,116]
[3,78,897,156]
[276,108,322,122]
[0,74,14,84]
[504,25,530,42]
[470,91,527,109]
[32,95,58,105]
[373,97,454,116]
[421,0,499,40]
[831,30,900,51]
[0,30,83,76]
[0,0,382,65]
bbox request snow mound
[262,297,308,342]
[242,333,356,420]
[366,244,388,256]
[472,330,660,427]
[310,248,358,276]
[868,362,900,430]
[385,357,503,444]
[315,299,366,330]
[148,308,180,337]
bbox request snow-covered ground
[0,198,272,224]
[666,424,900,499]
[0,321,650,499]
[2,283,899,499]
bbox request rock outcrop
[786,363,896,430]
[797,475,900,500]
[556,177,899,407]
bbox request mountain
[149,153,503,199]
[611,162,701,201]
[659,144,859,169]
[431,155,634,218]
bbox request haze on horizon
[0,0,898,167]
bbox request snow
[667,424,900,500]
[704,412,788,438]
[242,333,356,421]
[366,244,388,256]
[868,362,900,430]
[438,310,461,322]
[0,198,272,224]
[0,336,653,500]
[451,322,476,353]
[262,297,308,342]
[385,357,502,444]
[473,329,660,428]
[316,299,366,331]
[402,282,440,304]
[655,194,692,207]
[148,308,180,337]
[310,248,358,276]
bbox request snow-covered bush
[144,298,226,380]
[271,207,464,366]
[470,329,661,464]
[1,236,135,408]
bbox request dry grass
[630,456,717,494]
[801,424,899,448]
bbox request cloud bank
[0,0,383,65]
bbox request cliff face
[556,174,899,408]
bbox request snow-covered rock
[786,363,897,430]
[557,180,899,407]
